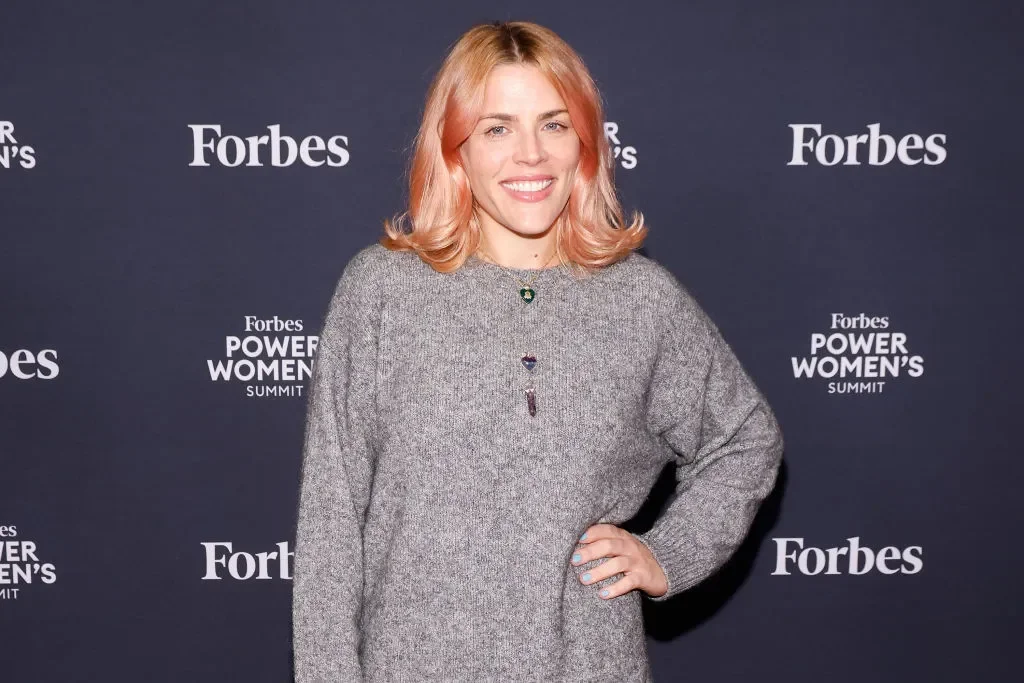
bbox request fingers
[594,572,638,599]
[575,554,632,596]
[571,534,628,567]
[576,523,619,545]
[570,532,640,599]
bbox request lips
[499,178,555,202]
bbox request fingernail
[600,589,609,597]
[580,532,587,541]
[582,573,591,582]
[571,553,582,564]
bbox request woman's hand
[571,523,668,599]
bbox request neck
[477,228,558,270]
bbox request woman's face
[459,63,581,240]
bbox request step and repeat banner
[2,1,1021,681]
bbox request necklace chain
[475,244,560,288]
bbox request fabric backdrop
[2,1,1021,681]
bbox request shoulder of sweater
[620,251,721,361]
[316,243,402,356]
[617,251,706,319]
[330,241,417,299]
[341,241,401,280]
[320,242,393,326]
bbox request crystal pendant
[521,354,536,371]
[525,387,537,416]
[519,287,535,303]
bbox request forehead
[480,63,565,112]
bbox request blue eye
[484,121,569,138]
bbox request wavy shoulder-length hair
[380,20,647,275]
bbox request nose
[513,127,546,165]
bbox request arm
[634,278,784,601]
[292,247,382,681]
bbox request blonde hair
[380,20,647,275]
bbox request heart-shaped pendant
[519,287,535,303]
[521,355,536,371]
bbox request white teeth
[501,179,553,192]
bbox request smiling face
[459,63,581,245]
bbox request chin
[505,217,560,236]
[507,207,566,231]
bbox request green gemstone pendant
[519,287,535,303]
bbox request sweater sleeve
[292,247,382,682]
[633,279,784,601]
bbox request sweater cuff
[631,527,707,602]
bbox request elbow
[750,398,785,491]
[768,408,784,469]
[761,405,785,495]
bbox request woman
[292,20,783,683]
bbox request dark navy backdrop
[2,1,1021,681]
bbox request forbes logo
[188,124,350,168]
[201,541,293,580]
[771,537,923,576]
[788,123,946,166]
[0,349,59,380]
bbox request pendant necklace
[475,245,559,304]
[475,245,561,418]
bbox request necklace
[474,243,561,418]
[474,244,560,304]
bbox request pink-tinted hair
[380,20,647,275]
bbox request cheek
[464,146,506,185]
[552,138,582,169]
[482,146,509,176]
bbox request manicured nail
[600,589,609,597]
[582,573,591,583]
[572,553,582,564]
[580,532,587,541]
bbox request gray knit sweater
[292,242,784,682]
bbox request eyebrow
[478,109,569,123]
